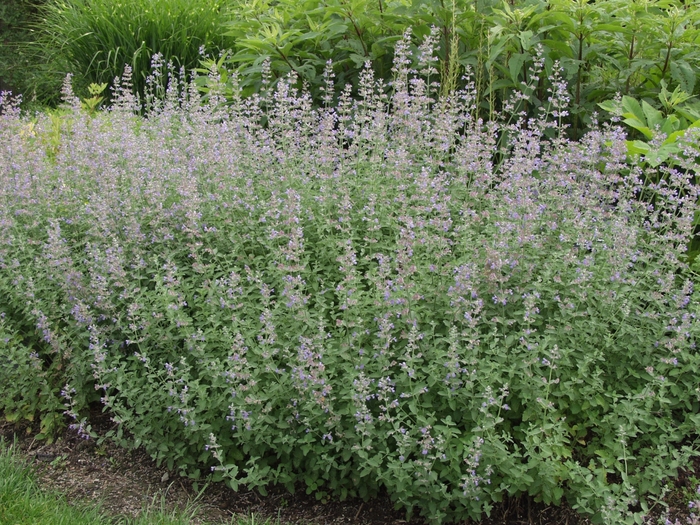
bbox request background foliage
[194,0,700,136]
[31,0,238,104]
[5,0,700,131]
[0,0,61,108]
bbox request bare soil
[0,411,696,525]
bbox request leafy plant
[0,314,64,437]
[81,83,108,116]
[598,83,700,167]
[193,0,700,141]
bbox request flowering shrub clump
[0,32,699,524]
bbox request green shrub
[196,0,700,139]
[0,314,65,440]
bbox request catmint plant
[1,27,699,525]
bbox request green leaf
[541,39,573,58]
[290,31,323,46]
[641,101,663,130]
[508,53,528,85]
[674,106,700,123]
[238,38,277,54]
[596,23,627,34]
[622,117,652,139]
[670,60,696,94]
[546,11,575,31]
[485,36,510,69]
[621,96,646,124]
[597,99,621,116]
[487,78,518,93]
[625,140,651,155]
[519,30,534,52]
[660,114,679,137]
[349,53,367,68]
[552,485,564,503]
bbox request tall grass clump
[32,0,235,102]
[1,30,699,524]
[0,0,78,110]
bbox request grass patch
[0,439,264,525]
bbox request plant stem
[625,33,635,94]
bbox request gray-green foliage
[0,314,65,441]
[2,33,700,523]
